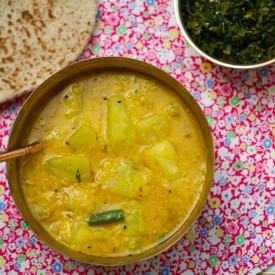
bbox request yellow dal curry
[20,72,207,257]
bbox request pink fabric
[0,0,274,274]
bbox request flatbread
[0,0,97,103]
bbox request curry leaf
[76,169,81,183]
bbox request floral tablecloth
[0,0,274,274]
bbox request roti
[0,0,97,103]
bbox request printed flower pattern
[0,0,274,274]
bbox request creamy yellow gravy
[20,72,206,257]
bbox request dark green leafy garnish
[181,0,275,64]
[75,169,81,183]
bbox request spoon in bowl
[0,142,42,162]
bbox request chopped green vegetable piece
[125,201,145,235]
[136,114,169,144]
[181,0,275,64]
[88,209,125,225]
[70,225,109,251]
[107,95,135,152]
[46,155,91,182]
[143,140,180,179]
[98,158,151,197]
[66,125,97,150]
[71,224,106,244]
[64,85,83,117]
[71,224,92,243]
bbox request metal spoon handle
[0,142,42,162]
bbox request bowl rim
[7,57,215,266]
[173,0,275,69]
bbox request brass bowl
[7,57,214,265]
[174,0,275,69]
